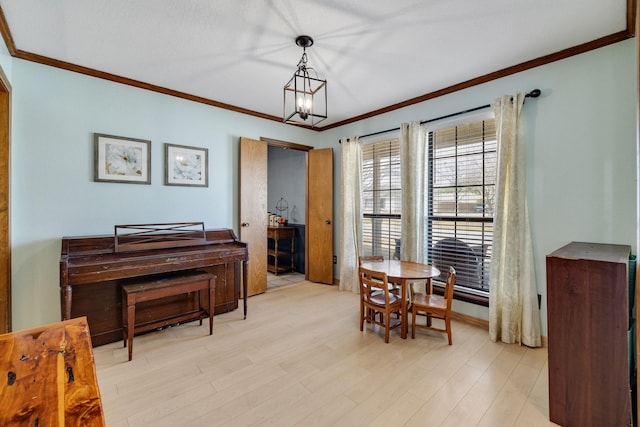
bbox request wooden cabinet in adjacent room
[267,226,296,275]
[546,241,633,427]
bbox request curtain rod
[339,89,541,143]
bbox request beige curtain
[339,137,362,293]
[399,122,427,263]
[489,93,541,347]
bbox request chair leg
[384,316,390,343]
[445,317,452,345]
[411,308,416,339]
[360,304,365,331]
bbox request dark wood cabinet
[290,224,306,274]
[546,241,632,427]
[267,226,295,275]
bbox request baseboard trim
[451,311,489,330]
[450,312,548,347]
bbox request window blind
[428,120,496,294]
[361,139,401,259]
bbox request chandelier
[283,35,327,127]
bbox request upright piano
[59,226,248,347]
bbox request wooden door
[239,137,267,296]
[307,148,334,284]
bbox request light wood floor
[93,281,557,427]
[267,271,306,289]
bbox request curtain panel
[339,137,362,293]
[400,122,427,263]
[489,93,541,347]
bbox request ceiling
[0,1,633,130]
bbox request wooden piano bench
[120,270,216,361]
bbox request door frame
[0,65,10,333]
[260,137,313,280]
[261,137,313,152]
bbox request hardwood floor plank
[404,363,485,427]
[260,383,358,426]
[126,383,217,427]
[289,394,358,426]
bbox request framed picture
[165,143,208,187]
[94,133,151,184]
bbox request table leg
[426,278,432,327]
[198,289,203,326]
[401,280,408,339]
[127,301,135,361]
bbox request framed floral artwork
[164,143,208,187]
[94,133,151,184]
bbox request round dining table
[359,259,440,339]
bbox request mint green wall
[10,59,318,330]
[6,38,637,338]
[268,146,306,224]
[320,39,638,335]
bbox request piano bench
[120,271,216,361]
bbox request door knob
[241,222,250,227]
[325,220,331,225]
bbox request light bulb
[297,95,312,112]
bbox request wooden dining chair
[359,266,403,343]
[358,255,401,324]
[410,266,456,344]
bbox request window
[358,118,496,301]
[427,120,496,297]
[361,139,401,259]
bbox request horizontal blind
[361,139,401,259]
[428,120,496,294]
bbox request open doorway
[266,145,306,289]
[240,136,333,296]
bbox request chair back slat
[359,266,391,305]
[358,255,384,265]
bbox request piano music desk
[121,271,216,361]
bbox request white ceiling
[0,0,630,128]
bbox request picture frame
[94,133,151,184]
[164,143,208,187]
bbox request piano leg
[242,260,248,319]
[208,276,215,335]
[61,284,73,320]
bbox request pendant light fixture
[283,35,327,127]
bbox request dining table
[359,259,440,339]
